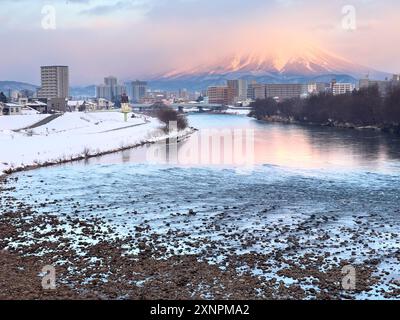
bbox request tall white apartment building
[37,66,69,99]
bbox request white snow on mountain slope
[158,45,386,80]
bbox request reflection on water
[80,114,400,173]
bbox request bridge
[131,103,230,113]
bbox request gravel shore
[1,174,399,300]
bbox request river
[5,114,400,299]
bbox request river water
[7,114,400,299]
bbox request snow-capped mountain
[149,46,388,91]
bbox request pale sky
[0,0,399,85]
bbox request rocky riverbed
[1,166,399,300]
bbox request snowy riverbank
[0,111,193,175]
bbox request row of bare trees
[249,85,400,131]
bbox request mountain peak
[157,45,387,81]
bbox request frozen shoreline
[0,111,194,176]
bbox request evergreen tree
[0,92,7,103]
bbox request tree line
[249,85,400,133]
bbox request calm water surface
[76,114,400,173]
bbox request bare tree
[156,107,188,132]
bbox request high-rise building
[96,76,126,103]
[37,66,69,99]
[207,86,234,105]
[247,81,259,100]
[128,81,148,103]
[104,76,118,87]
[227,79,248,102]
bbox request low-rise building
[20,106,41,115]
[25,100,47,113]
[253,84,267,100]
[1,103,22,115]
[250,83,308,101]
[330,80,355,96]
[96,98,115,110]
[307,82,331,95]
[266,84,307,100]
[47,98,67,113]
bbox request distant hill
[0,81,38,93]
[70,85,96,98]
[0,81,96,98]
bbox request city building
[307,82,331,95]
[47,98,67,113]
[178,88,190,101]
[104,76,118,87]
[207,86,234,105]
[227,79,248,102]
[247,81,259,100]
[359,77,390,95]
[0,102,22,115]
[253,84,267,100]
[330,80,355,96]
[96,98,115,110]
[67,100,86,112]
[37,66,69,100]
[359,74,400,96]
[96,76,126,103]
[128,80,148,103]
[24,100,48,113]
[250,83,308,101]
[266,84,308,100]
[7,90,22,102]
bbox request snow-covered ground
[0,111,191,175]
[225,109,251,116]
[0,114,49,131]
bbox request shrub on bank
[156,107,188,132]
